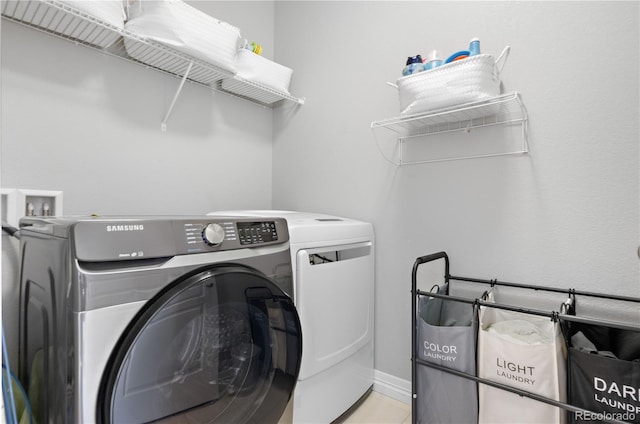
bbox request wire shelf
[1,0,305,113]
[371,92,529,165]
[372,92,527,136]
[1,0,123,49]
[217,77,304,107]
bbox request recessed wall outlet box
[1,188,18,228]
[1,189,63,227]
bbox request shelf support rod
[161,61,194,131]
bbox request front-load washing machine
[209,211,374,423]
[17,215,302,424]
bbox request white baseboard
[372,369,411,405]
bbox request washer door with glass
[97,265,302,424]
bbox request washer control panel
[67,216,289,262]
[179,218,286,254]
[237,221,278,245]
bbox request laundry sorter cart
[411,251,640,424]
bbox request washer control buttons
[237,221,278,245]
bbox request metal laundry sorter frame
[411,251,640,424]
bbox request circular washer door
[97,265,302,424]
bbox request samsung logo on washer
[106,224,145,232]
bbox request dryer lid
[207,210,373,245]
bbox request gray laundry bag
[416,283,478,424]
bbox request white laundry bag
[478,297,567,424]
[124,0,240,75]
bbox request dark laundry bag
[416,283,478,424]
[566,323,640,424]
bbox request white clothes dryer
[208,211,374,423]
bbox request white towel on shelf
[61,0,126,29]
[124,0,240,73]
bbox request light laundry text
[495,358,536,385]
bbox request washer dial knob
[203,223,225,246]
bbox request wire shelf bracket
[160,61,193,132]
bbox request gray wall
[272,1,640,381]
[1,0,639,389]
[1,1,276,216]
[1,1,276,366]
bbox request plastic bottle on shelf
[402,55,425,76]
[424,50,443,70]
[249,42,263,55]
[240,39,263,55]
[469,38,481,56]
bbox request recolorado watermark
[574,411,636,422]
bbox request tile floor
[338,391,411,424]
